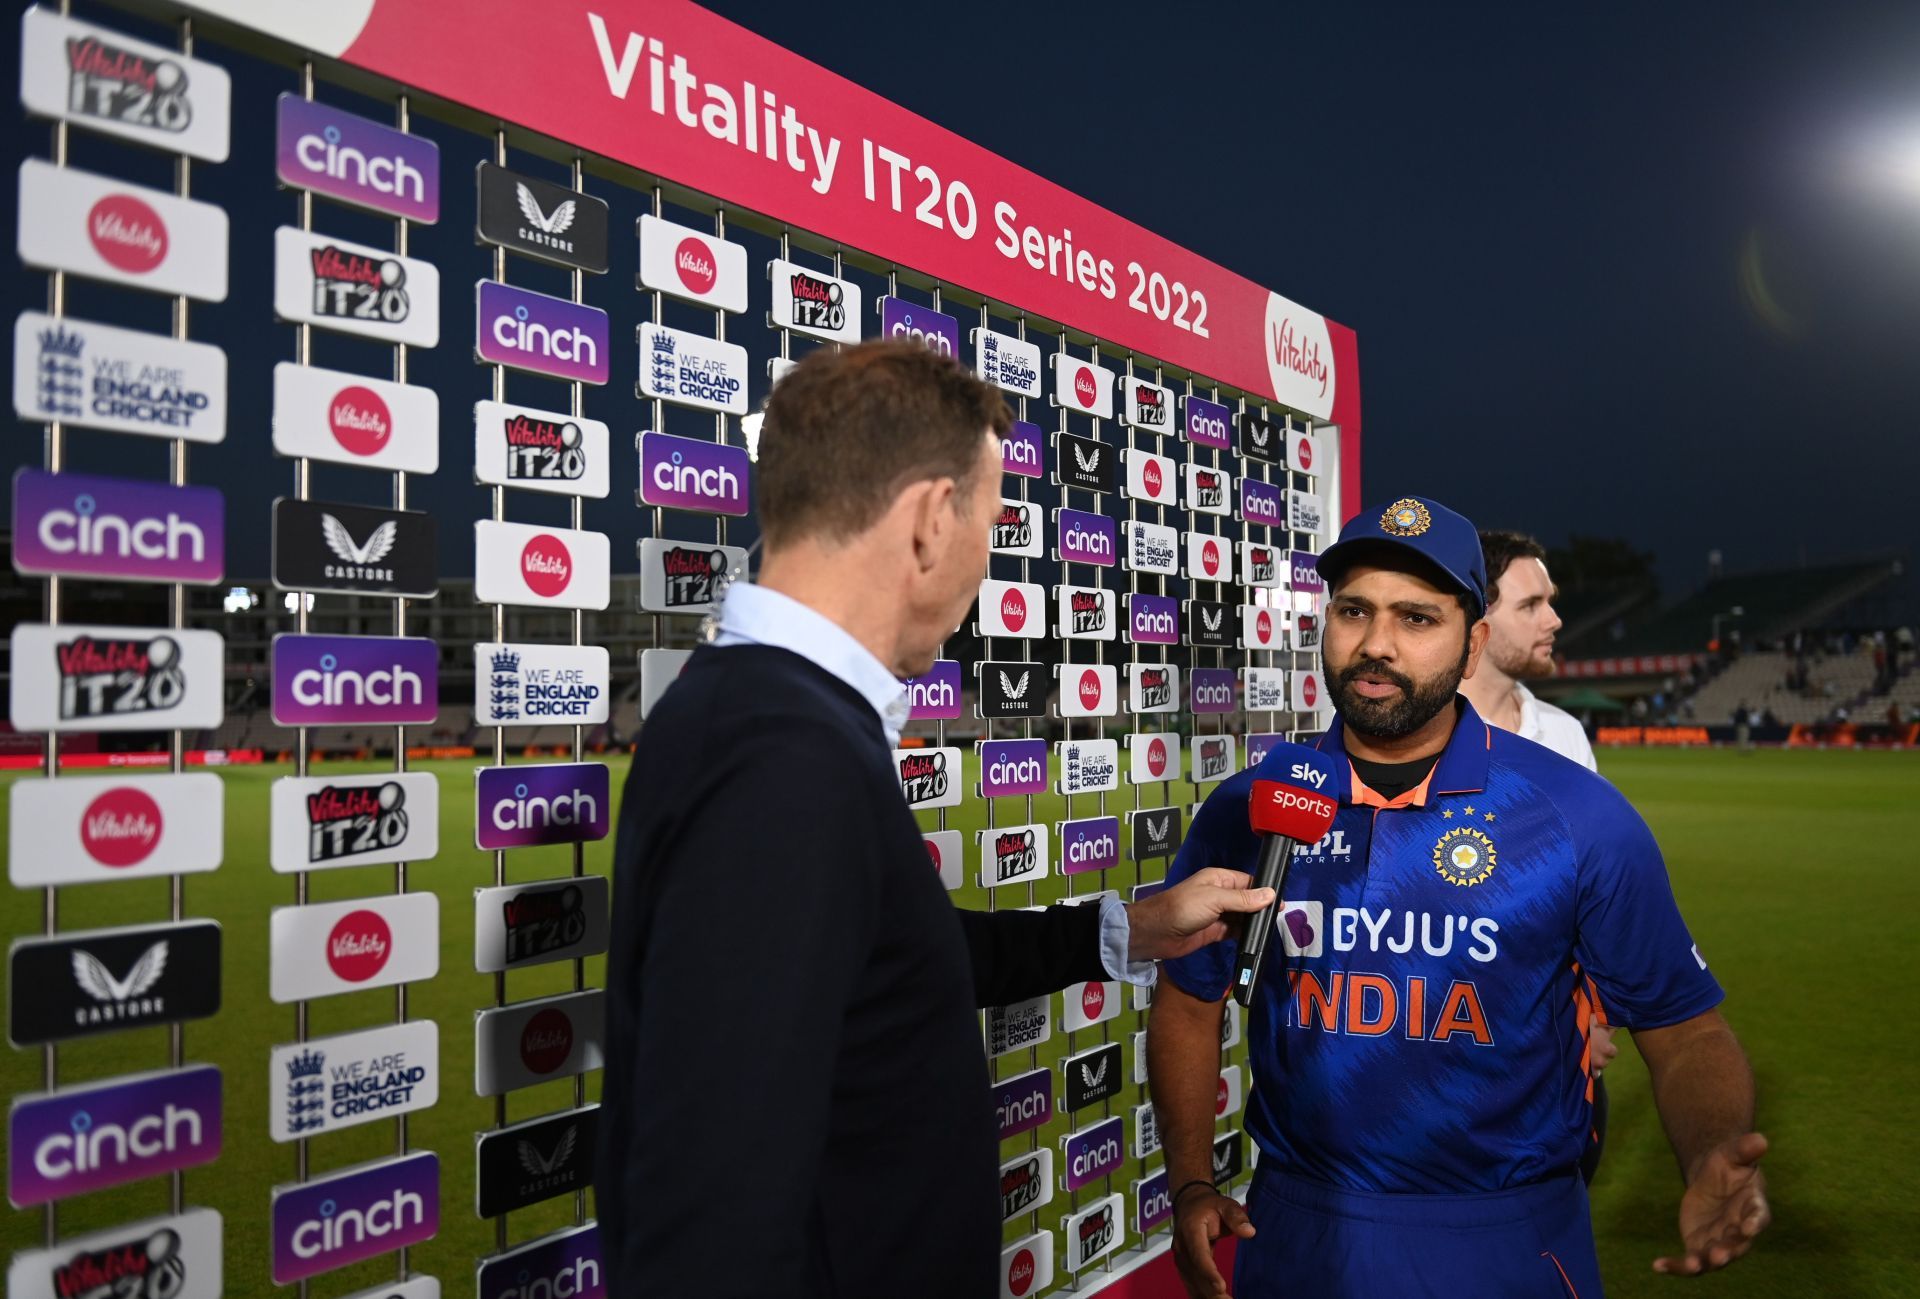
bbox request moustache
[1337,658,1415,695]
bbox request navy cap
[1317,496,1488,617]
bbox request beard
[1325,641,1470,739]
[1487,632,1554,680]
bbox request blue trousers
[1235,1167,1605,1298]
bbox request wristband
[1171,1178,1217,1210]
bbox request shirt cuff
[1098,894,1158,986]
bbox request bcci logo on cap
[1382,497,1433,536]
[1433,826,1496,886]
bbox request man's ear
[905,476,956,574]
[1462,617,1491,681]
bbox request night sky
[8,1,1920,598]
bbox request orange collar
[1347,760,1438,810]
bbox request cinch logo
[491,782,600,835]
[1242,482,1282,525]
[1132,602,1176,640]
[329,385,391,457]
[520,1007,575,1075]
[88,194,166,273]
[293,653,424,710]
[1140,1179,1172,1229]
[1271,319,1330,397]
[889,309,954,356]
[1077,669,1103,711]
[1254,610,1274,645]
[1073,366,1096,407]
[290,1186,427,1262]
[1068,1130,1122,1181]
[1193,676,1233,709]
[995,1074,1050,1136]
[36,492,206,565]
[80,786,163,867]
[1002,427,1041,474]
[1001,588,1028,631]
[650,447,741,506]
[493,303,598,367]
[1064,824,1116,868]
[1063,519,1114,561]
[1142,458,1164,497]
[293,125,428,207]
[1188,405,1228,443]
[1297,436,1314,469]
[1146,738,1168,777]
[1008,1247,1037,1296]
[32,1101,204,1183]
[495,1257,601,1299]
[674,237,716,294]
[520,535,573,598]
[987,753,1042,788]
[326,909,391,983]
[909,677,957,713]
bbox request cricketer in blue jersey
[1148,496,1770,1299]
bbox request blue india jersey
[1164,699,1722,1193]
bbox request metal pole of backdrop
[488,123,510,1254]
[390,87,416,1280]
[571,153,591,1229]
[167,11,195,1222]
[291,63,316,1299]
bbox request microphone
[1231,742,1340,1009]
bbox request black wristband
[1171,1178,1217,1210]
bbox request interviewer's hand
[1128,868,1275,963]
[1173,1186,1255,1299]
[1654,1132,1771,1277]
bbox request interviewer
[600,340,1270,1296]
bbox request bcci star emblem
[1381,498,1433,536]
[1433,826,1496,886]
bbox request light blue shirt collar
[711,583,913,746]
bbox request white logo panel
[638,647,692,719]
[10,623,225,733]
[1057,663,1118,719]
[923,829,964,892]
[269,892,439,1003]
[272,226,439,346]
[18,160,228,300]
[637,214,748,312]
[894,746,963,809]
[990,498,1044,558]
[978,822,1049,889]
[473,989,605,1096]
[635,322,749,414]
[1189,734,1239,785]
[1126,732,1181,785]
[270,771,439,873]
[1242,667,1289,712]
[1289,427,1324,475]
[1124,520,1180,576]
[1056,739,1120,796]
[1122,448,1177,505]
[1185,530,1232,583]
[268,1019,438,1142]
[8,771,222,887]
[769,258,862,342]
[1185,463,1232,516]
[473,875,612,973]
[986,995,1051,1057]
[472,400,609,498]
[1119,376,1174,432]
[1125,664,1180,715]
[1242,602,1283,651]
[15,312,227,443]
[20,9,233,160]
[637,538,746,615]
[1061,980,1122,1033]
[6,1207,222,1299]
[473,642,609,727]
[272,362,438,473]
[473,520,610,611]
[1289,489,1326,540]
[1051,353,1114,419]
[973,327,1043,398]
[977,579,1046,639]
[1055,584,1117,642]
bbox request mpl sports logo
[1052,354,1115,419]
[474,520,612,611]
[1057,585,1116,641]
[1187,598,1236,649]
[474,990,606,1096]
[475,401,612,498]
[1058,739,1120,795]
[1125,520,1179,576]
[1238,410,1282,464]
[269,1020,437,1143]
[769,258,861,342]
[475,877,613,973]
[1192,735,1238,784]
[268,894,439,1003]
[1064,1194,1126,1271]
[474,763,611,851]
[974,327,1043,397]
[4,1207,223,1299]
[7,919,221,1048]
[980,823,1048,888]
[1001,419,1045,479]
[1056,508,1117,567]
[895,747,962,809]
[269,1152,439,1285]
[270,634,437,727]
[18,160,228,301]
[638,539,745,614]
[1127,664,1178,714]
[1121,376,1172,431]
[999,1149,1055,1222]
[13,313,226,443]
[1244,667,1290,711]
[637,322,748,412]
[272,498,437,598]
[980,739,1049,798]
[1243,603,1281,650]
[638,430,751,516]
[1190,668,1237,714]
[1059,664,1116,718]
[10,624,224,733]
[992,498,1042,557]
[7,772,221,887]
[878,296,959,357]
[21,9,231,160]
[905,660,964,720]
[994,1069,1053,1140]
[1059,816,1119,876]
[1185,464,1231,516]
[12,468,223,585]
[638,213,746,311]
[978,661,1045,719]
[1001,1232,1054,1299]
[476,1223,606,1299]
[1054,432,1115,495]
[1128,733,1179,785]
[987,996,1051,1057]
[275,95,439,222]
[477,161,610,273]
[1240,477,1285,528]
[273,227,438,346]
[1126,593,1180,645]
[270,772,438,873]
[474,643,610,727]
[272,362,438,473]
[8,1064,221,1207]
[1061,1116,1125,1191]
[1184,394,1234,450]
[477,280,610,385]
[1130,806,1182,860]
[978,579,1046,639]
[477,1104,600,1218]
[1062,1042,1123,1112]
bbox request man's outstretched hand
[1654,1132,1771,1277]
[1127,868,1275,963]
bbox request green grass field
[2,747,1917,1296]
